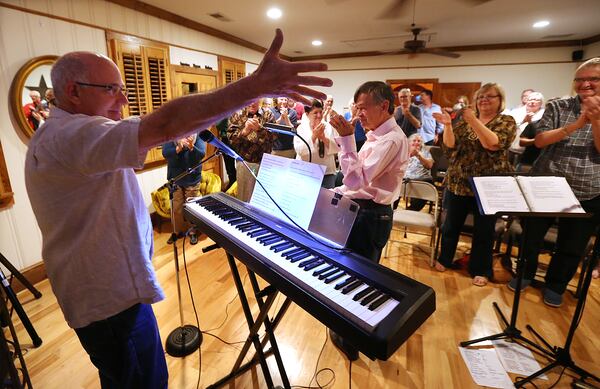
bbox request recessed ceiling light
[533,20,550,28]
[266,8,282,19]
[312,40,323,46]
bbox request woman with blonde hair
[433,83,516,286]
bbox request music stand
[460,175,592,387]
[514,230,599,387]
[164,151,221,357]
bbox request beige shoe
[472,276,488,287]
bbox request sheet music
[250,154,325,229]
[516,176,585,213]
[472,176,530,215]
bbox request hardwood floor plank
[5,226,598,388]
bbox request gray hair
[408,133,424,143]
[399,88,411,95]
[527,91,544,102]
[354,81,395,114]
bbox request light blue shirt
[418,103,444,143]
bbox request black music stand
[207,252,292,389]
[460,176,592,387]
[164,151,221,357]
[514,230,600,387]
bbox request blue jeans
[522,194,600,294]
[438,190,496,278]
[75,304,168,389]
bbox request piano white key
[187,202,399,330]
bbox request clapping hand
[329,110,354,136]
[432,111,452,125]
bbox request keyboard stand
[207,252,292,389]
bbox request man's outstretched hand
[253,29,332,105]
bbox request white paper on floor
[492,339,548,380]
[459,347,514,388]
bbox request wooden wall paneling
[437,82,482,110]
[218,56,246,86]
[386,78,440,106]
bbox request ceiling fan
[383,25,461,58]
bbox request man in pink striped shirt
[328,81,409,360]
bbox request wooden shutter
[218,57,246,86]
[108,34,172,170]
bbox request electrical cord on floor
[181,233,202,389]
[547,367,567,389]
[292,327,335,389]
[514,377,539,388]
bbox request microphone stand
[264,123,312,163]
[164,151,221,357]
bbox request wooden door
[170,65,222,179]
[437,82,481,109]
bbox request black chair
[429,146,448,186]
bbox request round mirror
[9,55,58,140]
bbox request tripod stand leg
[0,272,42,347]
[525,324,555,352]
[0,253,41,299]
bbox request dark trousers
[74,304,168,389]
[346,203,393,263]
[438,190,496,278]
[522,194,600,294]
[221,137,237,189]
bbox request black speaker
[572,50,584,61]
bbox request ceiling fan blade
[379,48,412,56]
[375,0,408,20]
[324,0,348,4]
[421,47,461,58]
[457,0,492,6]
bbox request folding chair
[384,180,440,266]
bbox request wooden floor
[7,223,600,389]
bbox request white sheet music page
[250,154,325,229]
[472,176,529,215]
[516,176,585,213]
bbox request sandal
[472,276,488,287]
[433,261,447,272]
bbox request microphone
[198,130,243,161]
[263,122,296,136]
[318,140,325,158]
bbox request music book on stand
[471,175,585,216]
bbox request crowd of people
[23,29,600,383]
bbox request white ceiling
[140,0,600,58]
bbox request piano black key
[368,294,391,310]
[235,222,254,230]
[303,259,325,271]
[240,224,261,232]
[256,233,277,242]
[283,247,306,258]
[318,267,341,280]
[262,236,284,246]
[257,235,279,244]
[324,271,346,284]
[271,242,294,253]
[248,229,270,238]
[313,264,335,276]
[353,286,375,301]
[229,218,249,226]
[298,257,319,268]
[289,252,311,263]
[335,276,356,290]
[341,280,363,294]
[360,291,382,306]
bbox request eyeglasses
[573,77,600,83]
[477,94,500,101]
[75,81,128,97]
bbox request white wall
[313,47,581,112]
[0,0,597,271]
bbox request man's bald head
[51,52,116,103]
